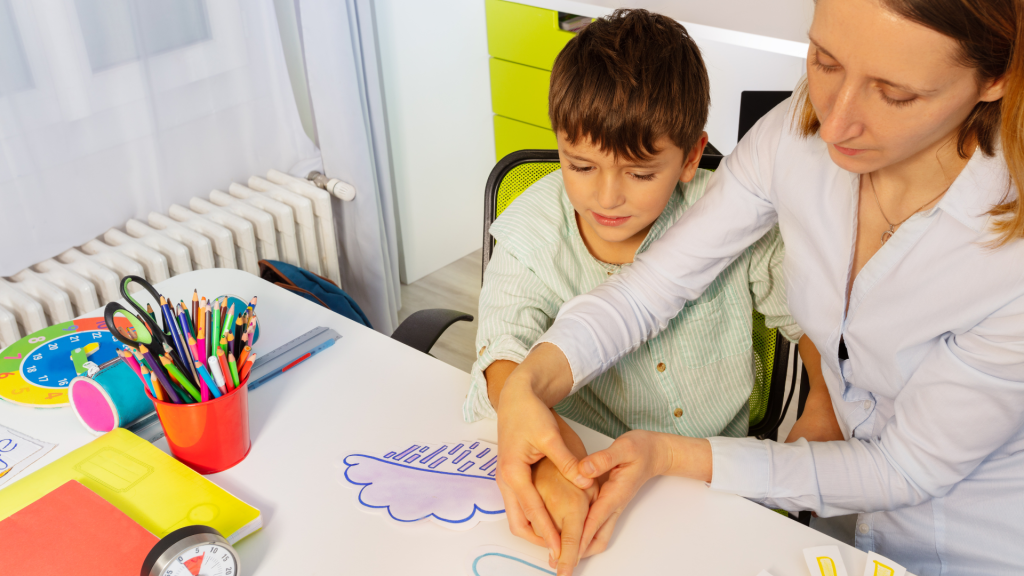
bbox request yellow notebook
[0,429,261,544]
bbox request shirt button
[863,401,872,410]
[656,362,666,372]
[607,271,613,276]
[674,408,683,418]
[857,523,869,535]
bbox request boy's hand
[533,457,599,575]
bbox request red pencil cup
[145,384,252,474]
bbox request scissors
[103,275,176,356]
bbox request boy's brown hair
[549,9,709,162]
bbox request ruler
[128,326,341,442]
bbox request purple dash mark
[469,442,480,449]
[475,448,490,458]
[404,454,421,463]
[448,443,464,455]
[488,469,497,477]
[480,456,497,471]
[420,445,447,465]
[459,461,475,473]
[393,445,419,460]
[384,452,396,459]
[419,446,430,452]
[428,457,447,469]
[452,450,471,464]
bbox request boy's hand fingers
[579,442,630,479]
[555,513,585,576]
[504,465,561,557]
[541,434,593,490]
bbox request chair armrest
[391,308,474,355]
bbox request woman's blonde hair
[794,0,1024,246]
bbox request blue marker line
[420,445,447,465]
[452,450,471,464]
[476,448,490,458]
[428,457,447,469]
[448,443,463,455]
[480,456,497,471]
[459,461,475,473]
[393,445,419,460]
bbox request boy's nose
[595,176,626,209]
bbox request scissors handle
[104,302,156,349]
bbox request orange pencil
[238,345,251,367]
[217,348,232,390]
[239,353,255,383]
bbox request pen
[208,357,228,396]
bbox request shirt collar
[936,146,1013,234]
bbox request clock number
[32,354,42,361]
[48,343,58,350]
[26,366,36,373]
[225,569,233,575]
[10,387,28,394]
[45,392,62,399]
[92,332,103,339]
[223,554,229,562]
[211,547,218,554]
[195,547,200,553]
[0,373,10,379]
[38,375,48,383]
[69,335,79,343]
[58,378,69,386]
[28,336,45,344]
[2,353,21,360]
[97,321,107,330]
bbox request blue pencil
[160,297,190,376]
[195,362,222,399]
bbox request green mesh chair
[481,148,798,440]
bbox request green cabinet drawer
[490,58,551,129]
[494,115,557,161]
[485,0,575,70]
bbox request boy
[463,9,801,568]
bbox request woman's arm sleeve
[536,107,787,391]
[463,243,561,422]
[709,289,1024,515]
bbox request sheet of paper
[862,552,906,576]
[468,546,554,576]
[338,440,505,530]
[804,545,849,576]
[0,425,55,488]
[755,571,776,576]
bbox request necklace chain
[868,172,952,245]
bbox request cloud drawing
[341,440,505,530]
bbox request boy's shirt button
[607,271,613,276]
[656,362,666,372]
[673,408,683,418]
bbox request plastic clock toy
[141,525,240,576]
[0,317,129,408]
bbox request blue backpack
[258,260,371,328]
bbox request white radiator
[0,170,351,349]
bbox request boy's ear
[679,132,709,183]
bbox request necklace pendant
[881,227,895,245]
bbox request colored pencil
[240,353,255,384]
[220,336,228,354]
[217,349,232,391]
[161,355,201,402]
[206,305,213,358]
[212,299,221,355]
[227,333,235,358]
[238,345,251,367]
[191,290,198,329]
[150,373,166,402]
[195,362,221,399]
[192,359,210,402]
[227,352,240,389]
[140,345,181,404]
[208,357,228,396]
[222,305,235,341]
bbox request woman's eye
[631,173,656,182]
[811,51,839,74]
[881,91,917,108]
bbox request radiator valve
[307,171,356,201]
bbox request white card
[863,552,906,576]
[0,425,55,488]
[468,546,554,576]
[804,545,849,576]
[755,571,776,576]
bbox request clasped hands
[495,367,672,576]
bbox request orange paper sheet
[0,479,157,576]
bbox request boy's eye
[567,163,592,173]
[631,173,656,182]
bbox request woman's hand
[532,457,599,573]
[496,344,588,567]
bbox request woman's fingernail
[574,475,587,486]
[582,462,596,475]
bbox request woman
[494,0,1024,574]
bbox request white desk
[0,269,866,575]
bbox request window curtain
[0,0,318,275]
[296,0,401,334]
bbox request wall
[373,0,496,284]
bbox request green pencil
[212,299,221,355]
[161,356,201,403]
[227,353,240,389]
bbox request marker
[208,358,228,396]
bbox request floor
[397,249,482,373]
[398,247,855,546]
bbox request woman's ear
[980,74,1008,103]
[679,132,709,183]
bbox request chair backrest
[480,145,791,434]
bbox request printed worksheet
[0,425,55,488]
